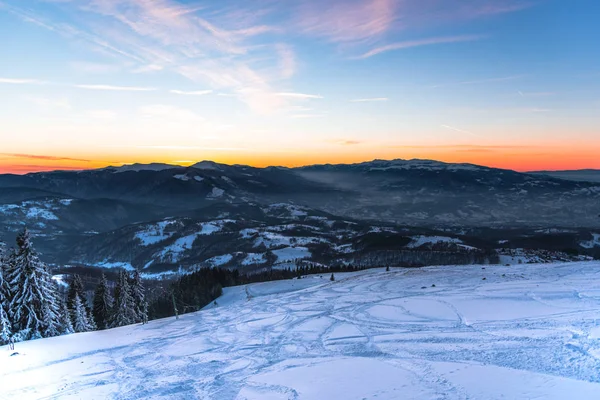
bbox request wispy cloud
[432,75,526,88]
[391,144,541,154]
[5,0,298,112]
[0,153,90,162]
[276,92,323,99]
[351,97,388,102]
[387,0,534,28]
[519,108,550,113]
[132,64,164,74]
[75,84,157,92]
[0,77,45,85]
[294,0,529,49]
[330,139,362,145]
[170,89,213,96]
[441,124,480,137]
[296,0,396,44]
[469,1,535,17]
[110,145,249,151]
[0,165,87,174]
[276,43,296,79]
[3,0,536,116]
[359,35,484,59]
[518,91,555,97]
[396,144,538,149]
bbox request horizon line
[1,157,599,175]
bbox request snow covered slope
[2,262,600,399]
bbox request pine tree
[88,309,97,331]
[59,298,74,335]
[110,270,136,328]
[67,273,96,331]
[41,298,61,338]
[67,274,85,311]
[8,228,61,340]
[0,241,12,344]
[71,294,93,333]
[93,273,113,330]
[129,270,148,324]
[0,305,11,344]
[40,279,62,339]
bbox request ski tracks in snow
[2,263,600,399]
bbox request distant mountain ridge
[529,169,600,183]
[1,158,599,274]
[1,158,599,227]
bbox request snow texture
[157,221,229,262]
[2,262,600,399]
[51,275,69,288]
[205,254,234,266]
[173,174,190,181]
[272,247,311,262]
[134,220,180,246]
[207,187,225,198]
[0,199,74,221]
[580,233,600,249]
[242,253,267,265]
[94,261,134,271]
[406,235,463,248]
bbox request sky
[0,0,599,174]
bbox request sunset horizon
[2,149,600,175]
[2,152,600,175]
[2,0,599,176]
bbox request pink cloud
[358,35,484,58]
[292,0,531,45]
[296,0,396,43]
[392,0,534,28]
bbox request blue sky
[0,0,599,172]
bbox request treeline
[147,262,367,320]
[347,247,499,268]
[0,228,148,345]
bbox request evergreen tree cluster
[0,229,149,345]
[0,229,65,343]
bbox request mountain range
[1,159,599,275]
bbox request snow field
[2,262,600,399]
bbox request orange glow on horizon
[2,144,600,174]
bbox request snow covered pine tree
[67,274,96,331]
[8,228,62,341]
[67,274,85,312]
[110,270,137,328]
[71,294,94,333]
[0,241,12,344]
[59,297,74,335]
[129,270,148,324]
